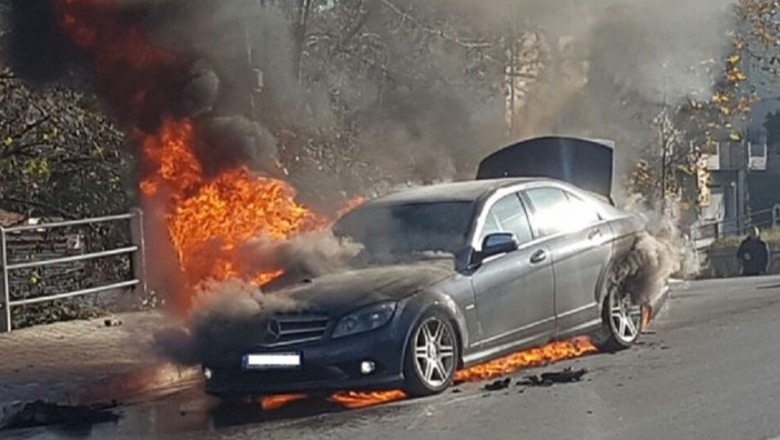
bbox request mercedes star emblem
[265,319,282,343]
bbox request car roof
[368,178,542,206]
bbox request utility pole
[244,21,257,121]
[660,60,670,215]
[244,0,264,121]
[504,20,518,137]
[738,51,755,234]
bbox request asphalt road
[5,275,780,440]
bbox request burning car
[201,137,652,398]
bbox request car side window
[480,193,534,245]
[525,187,599,236]
[563,191,601,225]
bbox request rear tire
[591,281,643,352]
[402,310,460,397]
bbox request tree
[0,5,139,327]
[0,1,132,219]
[0,72,132,218]
[623,1,780,225]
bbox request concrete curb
[0,363,200,429]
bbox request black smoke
[4,0,286,180]
[6,0,75,84]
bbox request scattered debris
[1,400,120,430]
[516,367,588,387]
[452,388,462,394]
[104,317,122,327]
[484,377,512,391]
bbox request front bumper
[203,322,408,396]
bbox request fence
[0,209,147,333]
[690,205,780,249]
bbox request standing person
[736,226,771,276]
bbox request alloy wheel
[413,317,456,388]
[609,291,643,344]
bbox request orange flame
[259,394,307,411]
[328,390,407,409]
[137,120,323,312]
[55,0,180,128]
[642,305,652,328]
[54,1,328,315]
[454,336,598,383]
[260,337,598,412]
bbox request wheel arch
[399,291,468,372]
[594,230,641,310]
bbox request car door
[522,186,614,336]
[469,192,556,353]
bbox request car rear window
[525,187,600,235]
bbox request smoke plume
[614,194,703,306]
[235,230,364,287]
[154,280,303,366]
[5,0,737,189]
[5,0,718,363]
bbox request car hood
[476,136,615,202]
[269,260,456,315]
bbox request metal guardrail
[691,205,780,249]
[0,209,147,333]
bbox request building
[694,139,768,247]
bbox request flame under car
[201,137,652,398]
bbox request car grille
[259,312,330,348]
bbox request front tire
[592,282,643,352]
[402,310,460,397]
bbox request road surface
[5,275,780,440]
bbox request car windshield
[334,201,477,261]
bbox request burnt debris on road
[484,378,512,391]
[516,367,589,387]
[1,400,120,431]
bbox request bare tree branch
[341,0,371,46]
[377,0,492,49]
[11,114,52,139]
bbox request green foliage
[0,71,134,218]
[0,21,136,326]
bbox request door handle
[530,249,547,264]
[588,228,602,240]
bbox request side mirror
[481,233,519,260]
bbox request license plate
[242,353,302,370]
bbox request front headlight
[332,301,397,339]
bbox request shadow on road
[208,397,348,429]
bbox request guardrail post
[774,204,780,228]
[130,208,148,299]
[1,227,10,333]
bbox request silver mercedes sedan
[201,136,655,399]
